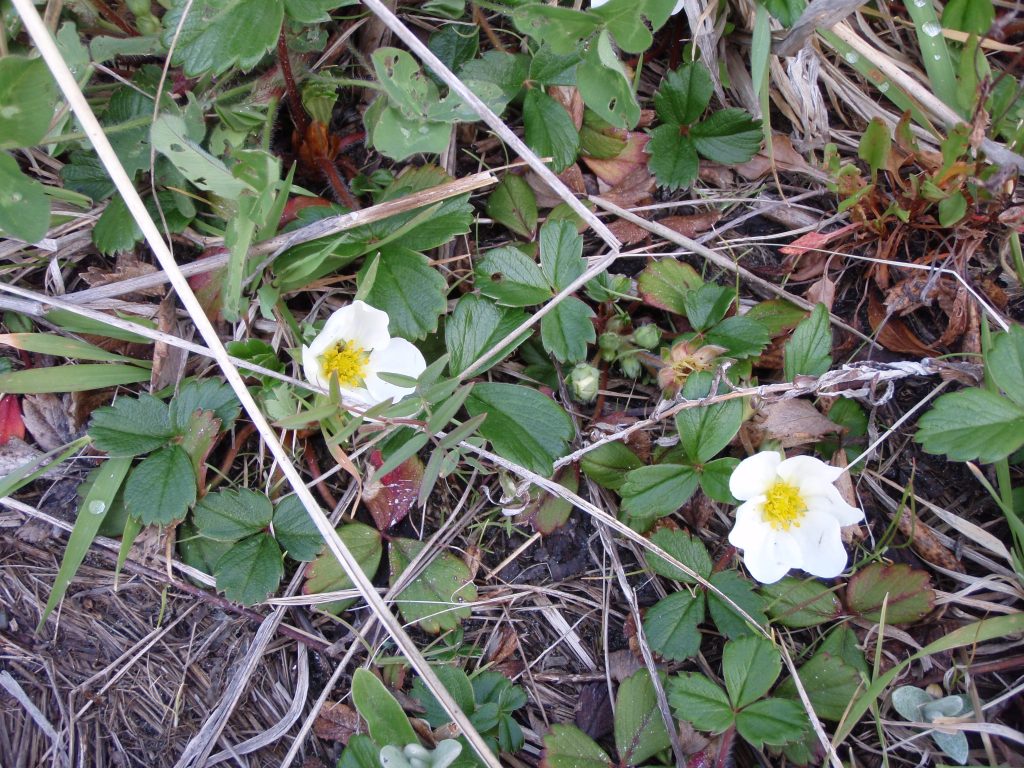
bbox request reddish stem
[316,154,360,211]
[277,29,310,138]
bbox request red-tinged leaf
[187,248,226,321]
[779,223,858,257]
[582,131,650,187]
[845,562,935,625]
[365,449,424,531]
[279,195,331,227]
[0,395,25,445]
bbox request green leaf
[620,465,699,527]
[123,445,197,525]
[410,666,476,728]
[675,372,743,464]
[938,190,967,227]
[541,297,596,364]
[643,590,705,662]
[943,0,994,35]
[356,247,447,340]
[475,246,552,306]
[734,698,808,748]
[744,300,808,337]
[523,89,580,173]
[647,125,698,191]
[915,387,1024,462]
[163,0,282,76]
[590,0,676,53]
[819,624,869,676]
[92,194,140,254]
[776,651,863,722]
[37,457,132,629]
[707,569,767,638]
[682,284,734,331]
[272,496,323,561]
[151,114,252,198]
[763,0,806,26]
[473,672,527,752]
[760,577,842,628]
[465,383,574,477]
[0,363,150,394]
[445,295,529,376]
[512,6,602,55]
[0,152,50,243]
[667,673,734,733]
[178,520,232,576]
[169,379,240,431]
[580,441,643,491]
[458,51,529,113]
[655,62,714,126]
[614,669,672,766]
[90,394,173,456]
[390,537,477,633]
[351,667,420,747]
[487,174,538,238]
[539,219,586,291]
[193,488,272,541]
[698,457,739,503]
[691,109,763,164]
[0,333,148,364]
[645,527,712,583]
[845,562,935,624]
[783,303,832,379]
[577,31,641,129]
[636,259,703,314]
[429,24,480,77]
[302,522,383,613]
[0,56,57,149]
[541,724,612,768]
[704,316,770,359]
[723,635,782,709]
[858,118,891,178]
[213,532,283,604]
[338,735,385,768]
[988,325,1024,408]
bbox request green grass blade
[36,456,133,630]
[902,0,959,114]
[0,332,152,365]
[0,363,151,393]
[0,436,91,498]
[114,513,144,587]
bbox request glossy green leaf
[646,125,698,191]
[667,673,734,733]
[193,488,272,541]
[845,562,935,624]
[0,153,50,243]
[691,109,763,164]
[643,590,705,661]
[123,445,196,525]
[357,247,447,340]
[213,532,283,605]
[89,394,173,456]
[698,457,739,503]
[523,89,580,173]
[487,174,538,238]
[614,669,672,766]
[351,667,419,747]
[512,6,601,55]
[410,666,476,728]
[620,464,699,526]
[590,0,676,54]
[465,383,574,477]
[723,635,782,709]
[783,303,832,379]
[744,300,807,337]
[539,219,586,291]
[390,537,476,633]
[858,118,891,178]
[169,378,240,431]
[654,61,714,126]
[943,0,994,34]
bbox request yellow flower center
[762,481,806,531]
[320,341,370,388]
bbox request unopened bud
[631,324,661,349]
[568,363,600,402]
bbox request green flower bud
[631,323,661,349]
[619,354,641,379]
[568,362,600,403]
[598,332,622,358]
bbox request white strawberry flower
[302,300,426,408]
[727,451,864,584]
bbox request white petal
[363,338,427,404]
[739,531,800,584]
[320,301,392,352]
[777,454,843,487]
[672,0,685,13]
[728,498,771,550]
[339,385,375,409]
[729,451,782,500]
[791,508,849,578]
[802,480,865,526]
[302,344,327,390]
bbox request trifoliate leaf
[475,246,552,306]
[915,387,1024,463]
[541,297,595,364]
[0,56,58,149]
[193,488,273,541]
[446,294,529,376]
[647,124,699,191]
[90,394,173,456]
[390,537,476,633]
[614,670,672,766]
[0,153,51,244]
[465,383,574,477]
[644,590,705,661]
[163,0,283,77]
[523,88,580,173]
[654,61,714,126]
[271,496,322,561]
[690,109,763,164]
[214,532,283,605]
[123,445,196,525]
[356,247,447,340]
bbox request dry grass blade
[9,3,499,765]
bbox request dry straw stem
[9,2,500,766]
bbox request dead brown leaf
[313,700,363,743]
[867,291,938,356]
[21,394,74,451]
[82,253,162,299]
[607,218,651,245]
[735,134,829,182]
[550,86,584,130]
[750,399,842,449]
[805,273,836,310]
[894,506,964,572]
[582,132,650,188]
[659,211,722,239]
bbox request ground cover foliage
[1,0,1024,766]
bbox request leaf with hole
[475,246,552,307]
